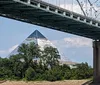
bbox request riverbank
[0,80,90,85]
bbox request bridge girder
[0,0,100,40]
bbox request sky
[0,0,97,66]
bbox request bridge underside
[1,0,100,40]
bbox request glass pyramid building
[8,30,77,66]
[8,30,55,57]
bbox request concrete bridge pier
[93,40,100,84]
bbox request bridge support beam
[93,40,100,84]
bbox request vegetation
[0,42,93,81]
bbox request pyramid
[28,30,47,39]
[8,30,77,65]
[8,30,55,57]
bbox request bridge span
[1,0,100,39]
[1,0,100,84]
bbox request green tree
[71,62,93,79]
[61,64,71,79]
[40,46,60,69]
[25,67,36,81]
[18,42,41,69]
[9,55,24,79]
[9,42,41,78]
[0,58,12,79]
[0,43,93,81]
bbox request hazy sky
[0,0,96,66]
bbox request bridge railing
[41,0,82,15]
[20,0,82,15]
[19,0,100,20]
[41,0,100,20]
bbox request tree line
[0,42,93,81]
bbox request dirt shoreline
[0,80,90,85]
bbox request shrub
[25,67,36,81]
[46,75,57,81]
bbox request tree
[9,55,24,79]
[18,42,41,69]
[0,58,12,79]
[40,46,60,69]
[9,42,41,78]
[71,62,93,79]
[25,67,36,81]
[61,64,71,79]
[0,43,93,81]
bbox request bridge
[0,0,100,84]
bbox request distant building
[59,60,78,69]
[8,30,77,66]
[8,30,55,57]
